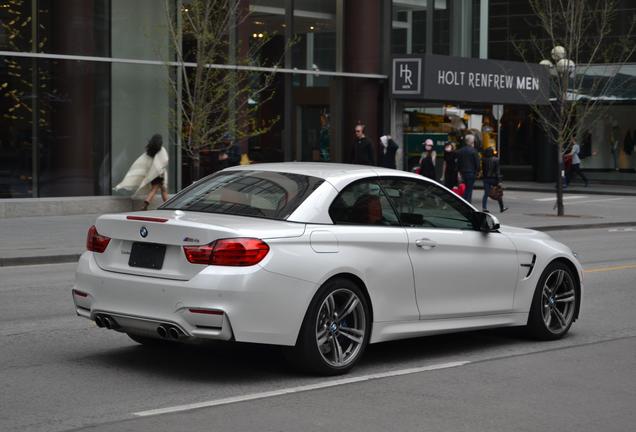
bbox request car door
[379,177,519,319]
[326,179,420,323]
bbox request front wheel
[291,278,371,375]
[526,261,580,340]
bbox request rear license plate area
[128,242,166,270]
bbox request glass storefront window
[111,62,174,196]
[246,0,286,67]
[292,0,336,86]
[392,0,427,55]
[392,0,451,55]
[37,0,110,57]
[0,0,33,53]
[0,57,110,198]
[0,56,33,197]
[433,0,449,55]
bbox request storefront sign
[393,58,421,95]
[392,54,549,105]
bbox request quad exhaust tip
[95,315,104,328]
[156,324,182,339]
[168,327,181,339]
[103,317,112,329]
[94,314,118,330]
[156,325,168,338]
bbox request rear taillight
[86,225,111,253]
[183,238,269,266]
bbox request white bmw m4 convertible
[73,163,582,374]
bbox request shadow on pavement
[75,327,530,382]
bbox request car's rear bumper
[73,252,318,346]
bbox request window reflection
[292,0,336,87]
[391,0,451,55]
[0,0,33,53]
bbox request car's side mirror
[472,211,500,232]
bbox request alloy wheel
[314,288,366,368]
[541,268,576,334]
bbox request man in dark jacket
[456,134,480,204]
[352,123,375,165]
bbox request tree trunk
[191,155,201,182]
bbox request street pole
[541,46,573,217]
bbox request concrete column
[344,0,381,163]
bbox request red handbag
[452,183,466,197]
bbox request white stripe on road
[568,197,624,205]
[133,361,470,417]
[534,195,588,202]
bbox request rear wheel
[291,278,371,375]
[526,261,579,340]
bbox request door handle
[415,238,437,249]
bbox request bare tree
[164,0,285,179]
[514,0,635,215]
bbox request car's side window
[329,179,400,226]
[379,178,475,230]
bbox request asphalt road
[1,228,635,432]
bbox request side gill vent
[520,254,536,278]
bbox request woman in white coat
[114,134,169,210]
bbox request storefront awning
[392,54,550,105]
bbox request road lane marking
[534,195,587,202]
[584,264,636,273]
[133,361,470,417]
[572,197,624,205]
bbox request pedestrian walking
[441,141,458,189]
[352,123,374,165]
[481,147,508,213]
[566,137,589,187]
[456,134,480,203]
[114,133,169,210]
[379,135,399,169]
[218,139,242,168]
[419,139,437,180]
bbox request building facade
[1,0,634,199]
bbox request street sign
[493,104,504,120]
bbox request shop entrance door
[391,100,447,172]
[296,105,330,162]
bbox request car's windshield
[161,170,324,220]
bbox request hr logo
[400,64,413,86]
[393,58,421,94]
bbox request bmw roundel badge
[140,226,148,238]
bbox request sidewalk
[1,183,635,266]
[476,180,636,197]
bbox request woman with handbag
[481,147,508,213]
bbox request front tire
[526,261,579,340]
[291,278,371,375]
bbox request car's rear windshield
[161,170,324,220]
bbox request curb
[475,186,636,197]
[0,254,81,267]
[530,221,636,232]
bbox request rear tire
[526,261,579,340]
[290,278,371,375]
